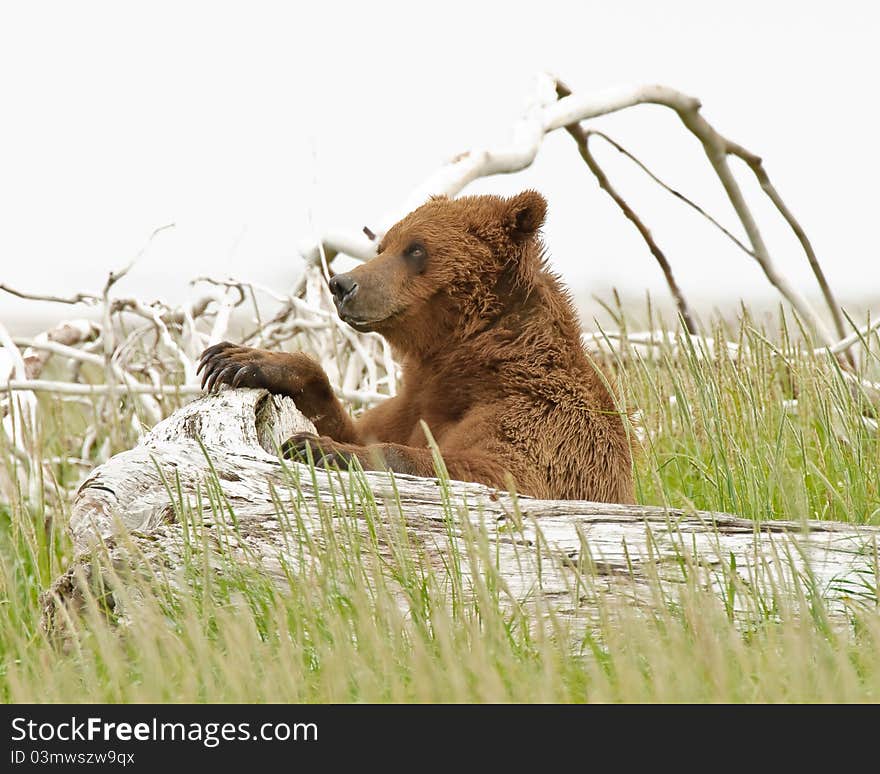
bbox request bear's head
[328,190,547,355]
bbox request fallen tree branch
[14,334,104,369]
[555,81,696,334]
[0,285,100,306]
[18,320,102,380]
[42,389,880,637]
[584,324,880,360]
[725,140,850,349]
[578,129,758,259]
[4,379,203,397]
[298,77,841,350]
[821,315,880,356]
[551,84,841,349]
[582,327,880,422]
[0,321,37,458]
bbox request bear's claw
[197,342,264,392]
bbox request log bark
[42,389,880,635]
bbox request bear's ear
[504,190,547,244]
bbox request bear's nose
[328,274,359,306]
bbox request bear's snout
[329,273,359,309]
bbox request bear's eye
[403,242,427,272]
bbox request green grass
[622,313,880,525]
[1,308,878,702]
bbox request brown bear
[198,191,634,503]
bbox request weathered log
[42,389,879,634]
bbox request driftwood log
[42,389,879,633]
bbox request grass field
[1,308,878,702]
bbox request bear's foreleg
[282,433,513,491]
[198,342,360,443]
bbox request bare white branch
[298,77,838,348]
[818,315,880,356]
[5,379,203,397]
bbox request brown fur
[198,191,634,503]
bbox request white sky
[1,1,878,331]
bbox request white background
[1,0,877,332]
